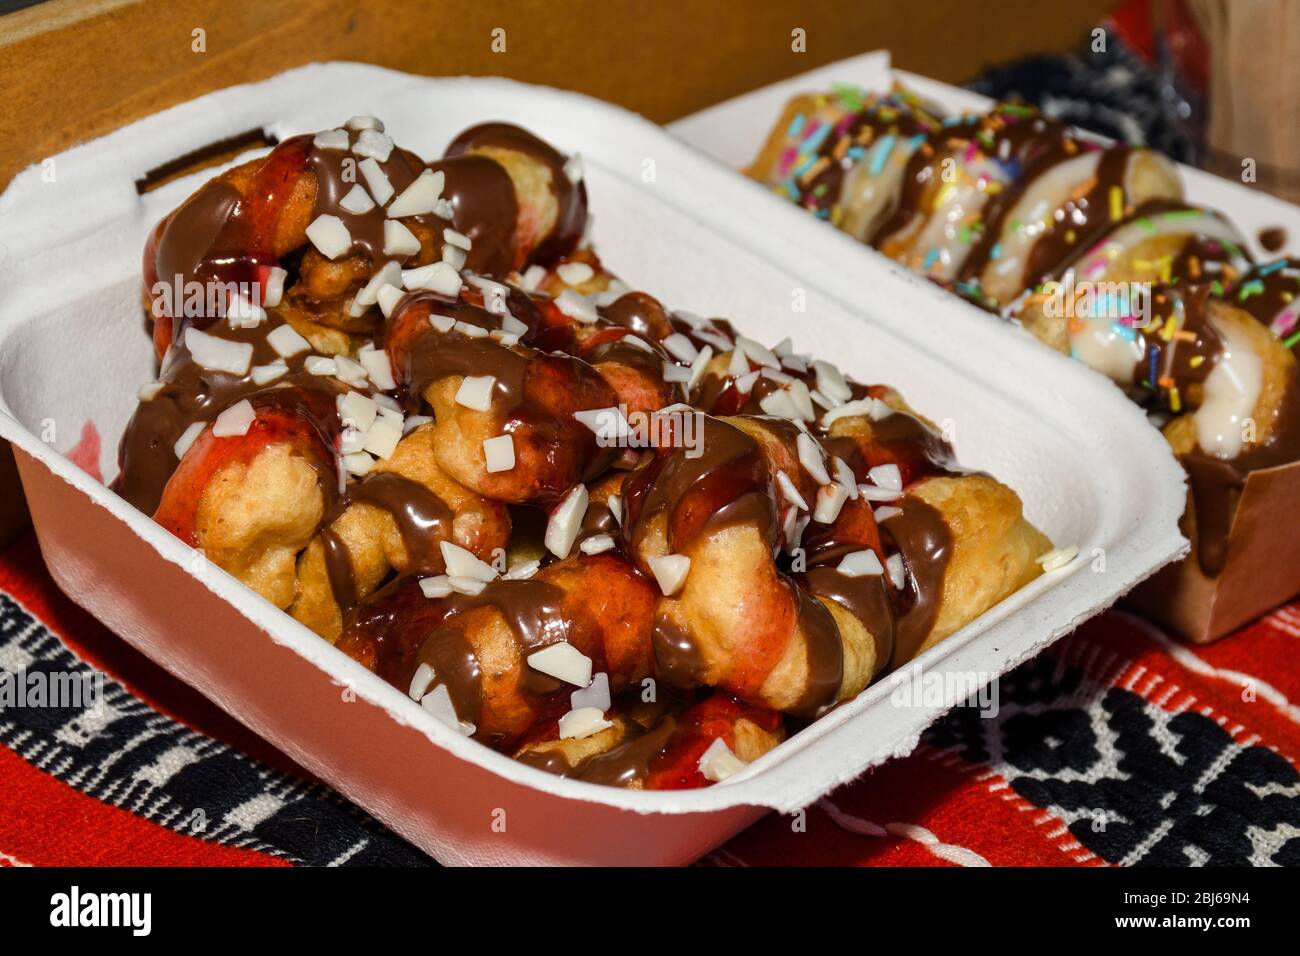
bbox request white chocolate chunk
[173,421,206,459]
[383,219,421,257]
[558,706,613,741]
[439,540,497,582]
[352,128,394,162]
[571,672,611,713]
[402,261,462,297]
[212,399,256,438]
[184,327,253,375]
[545,484,589,558]
[387,169,445,218]
[455,375,497,412]
[305,214,352,260]
[339,184,376,215]
[648,553,691,595]
[698,737,747,782]
[837,549,884,577]
[528,642,594,688]
[360,157,395,206]
[482,434,515,473]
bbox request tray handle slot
[135,127,279,194]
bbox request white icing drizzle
[1070,209,1249,283]
[887,155,1008,281]
[1195,312,1263,459]
[979,152,1101,304]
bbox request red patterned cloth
[0,530,1297,868]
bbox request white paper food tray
[0,63,1186,866]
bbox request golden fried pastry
[115,115,1050,789]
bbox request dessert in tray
[749,88,1300,584]
[114,115,1051,790]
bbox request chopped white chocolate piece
[333,354,370,387]
[545,484,589,558]
[448,575,488,595]
[776,470,809,512]
[172,421,205,459]
[813,359,852,403]
[648,553,691,596]
[383,219,421,257]
[579,534,616,555]
[439,540,497,582]
[262,266,287,308]
[377,284,406,319]
[184,327,254,375]
[1037,545,1078,572]
[528,642,593,688]
[408,661,436,699]
[687,345,714,392]
[266,323,310,359]
[441,244,467,271]
[886,554,907,590]
[813,483,850,524]
[873,505,903,522]
[443,227,472,250]
[454,320,488,338]
[211,399,255,438]
[837,549,884,577]
[796,432,831,485]
[573,405,630,443]
[698,737,747,782]
[571,672,611,713]
[341,451,374,476]
[558,706,613,741]
[734,370,760,395]
[728,347,750,379]
[429,313,456,333]
[821,398,889,426]
[455,374,497,412]
[335,393,375,434]
[556,261,594,285]
[339,184,376,215]
[504,558,540,580]
[482,434,515,473]
[402,261,462,297]
[305,214,352,260]
[858,483,902,502]
[787,380,816,422]
[358,347,397,391]
[661,333,699,363]
[362,419,402,459]
[662,362,691,384]
[312,128,349,151]
[868,463,903,491]
[520,264,547,291]
[352,128,394,162]
[248,360,287,385]
[758,388,799,420]
[360,157,395,206]
[554,290,598,324]
[387,169,445,218]
[302,356,335,377]
[563,154,585,183]
[420,683,473,735]
[137,381,164,402]
[736,335,780,369]
[346,115,384,132]
[225,292,266,329]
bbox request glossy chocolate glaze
[445,122,587,265]
[881,494,953,668]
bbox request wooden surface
[0,0,1110,546]
[0,0,1113,189]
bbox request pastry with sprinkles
[750,86,1300,583]
[113,117,1051,788]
